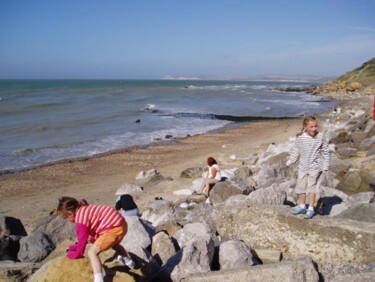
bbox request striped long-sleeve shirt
[286,131,330,173]
[67,205,125,259]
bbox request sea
[0,79,334,174]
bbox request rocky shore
[1,93,375,281]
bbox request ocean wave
[183,84,269,92]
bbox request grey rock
[246,184,287,206]
[120,216,155,252]
[330,271,375,282]
[156,237,215,282]
[233,166,253,178]
[359,136,375,151]
[336,147,358,158]
[18,230,54,263]
[213,205,375,264]
[32,214,75,246]
[184,256,319,282]
[151,231,177,266]
[224,195,247,206]
[180,167,204,179]
[209,177,254,205]
[135,168,158,180]
[173,222,213,249]
[335,203,375,223]
[330,131,350,144]
[114,182,143,195]
[141,199,175,225]
[219,239,259,270]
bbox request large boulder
[246,184,287,206]
[17,230,55,262]
[335,203,375,223]
[213,204,375,264]
[155,237,215,282]
[32,214,75,246]
[120,217,155,256]
[218,239,259,270]
[180,167,204,179]
[151,231,177,266]
[184,256,319,282]
[141,199,175,225]
[209,177,254,204]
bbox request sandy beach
[0,117,303,233]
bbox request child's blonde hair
[57,196,88,217]
[296,116,317,137]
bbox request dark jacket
[115,194,138,211]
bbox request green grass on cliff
[336,57,375,87]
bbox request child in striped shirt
[286,116,330,219]
[57,197,135,282]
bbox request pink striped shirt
[75,205,125,238]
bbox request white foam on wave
[142,103,156,111]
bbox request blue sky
[0,0,374,79]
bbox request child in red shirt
[57,197,135,282]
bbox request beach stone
[173,222,213,249]
[151,231,177,266]
[173,203,217,233]
[115,182,143,195]
[18,230,55,263]
[184,256,319,282]
[347,192,375,205]
[330,131,351,144]
[120,217,155,253]
[253,248,282,264]
[336,147,358,158]
[209,177,254,205]
[180,167,204,179]
[224,194,247,206]
[218,239,259,270]
[135,168,158,180]
[330,271,375,282]
[246,184,287,206]
[32,214,75,246]
[140,174,173,188]
[336,170,367,194]
[253,162,289,188]
[155,237,215,282]
[0,216,27,237]
[330,154,353,174]
[141,199,174,225]
[335,203,375,223]
[213,204,375,264]
[233,166,253,178]
[350,132,368,147]
[359,136,375,151]
[367,148,375,156]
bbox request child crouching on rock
[57,196,135,282]
[286,116,330,219]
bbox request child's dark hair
[207,157,217,166]
[57,196,88,217]
[296,116,317,137]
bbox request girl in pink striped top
[57,197,135,282]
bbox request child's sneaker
[304,210,315,219]
[291,206,307,215]
[117,255,135,268]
